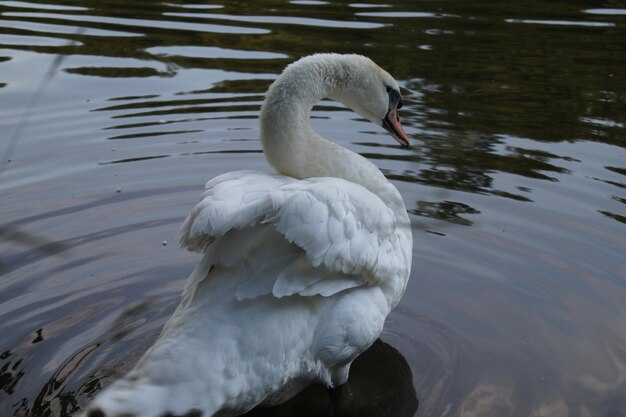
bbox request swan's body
[84,54,412,417]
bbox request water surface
[1,1,625,416]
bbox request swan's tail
[79,377,213,417]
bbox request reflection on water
[245,340,418,417]
[0,0,625,416]
[0,227,68,274]
[0,339,417,417]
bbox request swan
[82,53,412,417]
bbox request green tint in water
[0,1,625,416]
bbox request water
[0,1,624,416]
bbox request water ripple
[3,12,271,34]
[356,11,450,18]
[0,19,139,37]
[505,18,615,27]
[165,12,386,29]
[583,8,626,16]
[0,33,80,46]
[147,46,288,60]
[0,1,87,11]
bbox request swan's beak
[382,104,409,148]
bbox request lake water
[1,1,625,416]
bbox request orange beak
[382,103,409,147]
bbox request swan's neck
[259,55,405,215]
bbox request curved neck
[259,55,406,216]
[260,56,326,180]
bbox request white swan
[83,53,412,417]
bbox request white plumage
[83,53,412,417]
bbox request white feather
[82,53,412,417]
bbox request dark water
[1,1,625,416]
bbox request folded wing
[178,171,407,304]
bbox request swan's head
[325,54,409,147]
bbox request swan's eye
[385,85,392,93]
[386,87,402,110]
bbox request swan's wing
[179,171,407,301]
[270,177,407,282]
[232,231,366,300]
[178,170,294,253]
